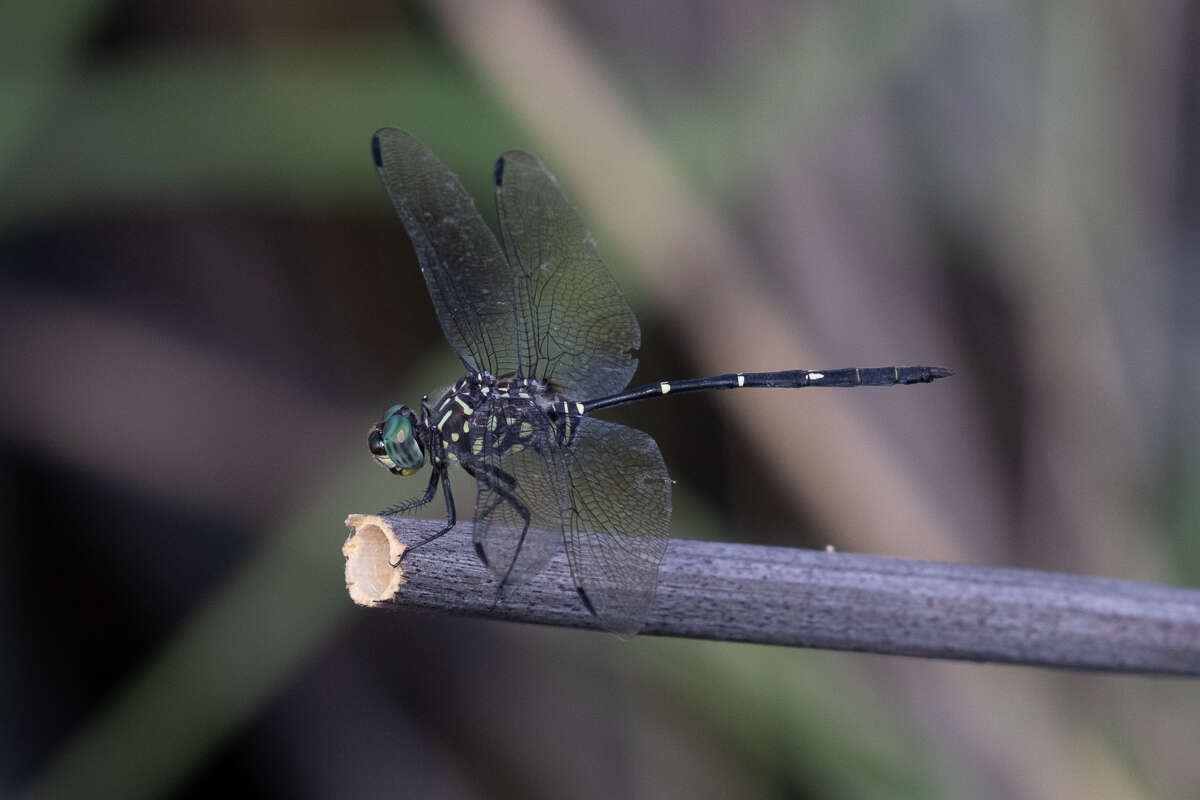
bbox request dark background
[4,1,1199,798]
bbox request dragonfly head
[369,404,425,475]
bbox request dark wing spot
[371,133,384,168]
[493,155,506,187]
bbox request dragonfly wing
[562,417,671,636]
[469,399,569,588]
[494,151,641,400]
[373,128,519,375]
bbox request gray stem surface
[344,516,1200,676]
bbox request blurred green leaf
[24,353,463,800]
[0,0,113,174]
[1,37,526,225]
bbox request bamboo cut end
[343,514,406,606]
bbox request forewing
[470,399,569,587]
[562,417,671,636]
[494,151,640,400]
[372,128,519,375]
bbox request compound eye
[370,405,425,475]
[368,429,387,458]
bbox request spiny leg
[467,465,519,533]
[460,460,520,568]
[494,494,533,602]
[461,459,518,490]
[378,466,440,568]
[465,463,533,598]
[393,463,459,566]
[378,463,440,517]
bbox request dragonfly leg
[378,465,440,517]
[460,460,525,570]
[466,464,518,532]
[461,460,533,594]
[461,458,517,488]
[392,464,458,566]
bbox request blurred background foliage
[3,0,1198,798]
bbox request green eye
[370,406,425,475]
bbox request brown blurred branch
[345,515,1200,676]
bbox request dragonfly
[368,128,951,635]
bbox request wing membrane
[494,151,641,400]
[372,128,519,375]
[562,417,671,636]
[470,399,568,587]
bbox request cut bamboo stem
[344,515,1200,676]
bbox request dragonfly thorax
[431,373,582,463]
